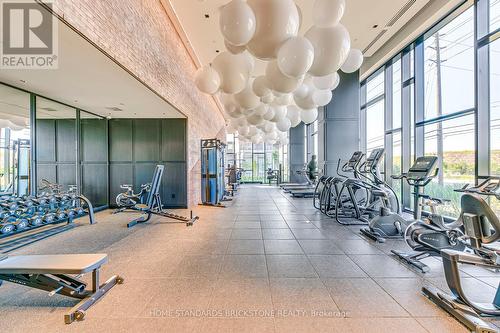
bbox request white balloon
[212,52,250,94]
[254,103,269,116]
[238,125,250,136]
[227,121,238,134]
[265,60,303,93]
[195,66,221,94]
[263,121,276,133]
[246,0,300,60]
[243,52,256,74]
[275,93,293,106]
[312,89,333,107]
[262,107,275,121]
[300,108,319,124]
[234,81,260,110]
[270,105,287,123]
[247,112,265,126]
[341,48,364,73]
[251,133,262,144]
[286,105,302,127]
[294,84,310,99]
[306,24,351,76]
[277,36,315,78]
[228,108,243,118]
[236,116,248,127]
[252,76,271,97]
[261,94,274,104]
[313,72,340,90]
[265,131,278,141]
[4,114,28,127]
[248,126,258,137]
[294,91,317,110]
[220,0,256,46]
[225,40,246,54]
[313,0,346,28]
[276,117,292,132]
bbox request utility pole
[430,33,445,185]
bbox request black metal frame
[0,261,123,324]
[360,0,500,217]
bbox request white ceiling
[168,0,432,76]
[0,5,184,119]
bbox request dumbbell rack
[0,194,95,253]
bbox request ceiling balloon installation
[194,0,364,144]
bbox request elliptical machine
[361,155,437,242]
[422,177,500,333]
[391,156,466,273]
[334,149,390,225]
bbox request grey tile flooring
[0,184,495,332]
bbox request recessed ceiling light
[204,14,209,18]
[216,49,220,53]
[373,24,379,29]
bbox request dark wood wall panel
[36,120,56,162]
[109,164,134,205]
[57,164,77,189]
[37,164,56,188]
[109,119,133,162]
[81,119,107,162]
[161,119,186,161]
[82,164,108,207]
[57,119,77,162]
[162,162,187,206]
[134,119,160,162]
[108,118,187,208]
[134,163,157,190]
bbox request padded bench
[0,254,123,324]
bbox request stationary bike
[391,157,466,273]
[361,155,439,243]
[114,183,151,213]
[422,177,500,333]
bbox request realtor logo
[1,0,58,69]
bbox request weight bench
[0,254,123,324]
[126,165,199,228]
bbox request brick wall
[50,0,226,207]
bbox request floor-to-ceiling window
[360,2,493,218]
[421,6,475,217]
[490,40,500,176]
[364,70,385,155]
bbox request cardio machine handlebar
[455,177,500,200]
[391,168,439,188]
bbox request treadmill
[289,151,364,198]
[281,169,313,192]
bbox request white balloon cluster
[195,0,364,144]
[0,113,29,131]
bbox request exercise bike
[114,183,151,213]
[361,155,439,243]
[422,177,500,333]
[391,157,466,273]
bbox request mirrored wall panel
[0,84,31,196]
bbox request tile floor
[0,184,499,332]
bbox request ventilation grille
[106,106,123,112]
[363,30,387,54]
[387,0,416,27]
[362,0,417,54]
[39,107,57,112]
